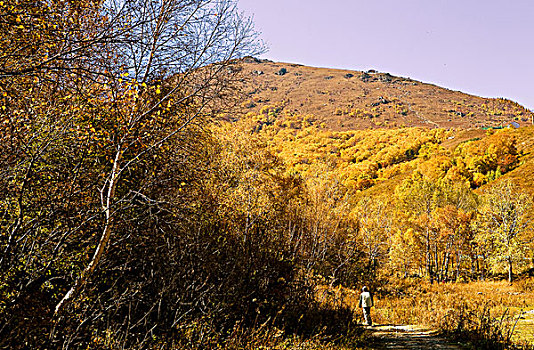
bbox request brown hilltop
[233,57,533,131]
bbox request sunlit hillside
[220,59,534,202]
[231,57,534,131]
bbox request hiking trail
[366,325,466,350]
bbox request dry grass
[235,58,534,132]
[375,280,534,325]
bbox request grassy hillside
[232,57,533,131]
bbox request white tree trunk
[55,148,121,314]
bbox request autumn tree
[395,171,443,282]
[53,0,263,313]
[299,164,361,287]
[0,0,264,347]
[434,205,476,281]
[394,166,478,283]
[476,180,532,283]
[389,228,422,278]
[355,195,392,271]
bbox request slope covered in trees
[217,112,534,287]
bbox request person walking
[358,286,374,326]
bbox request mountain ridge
[234,57,533,131]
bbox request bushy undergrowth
[1,121,369,349]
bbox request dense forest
[1,1,533,349]
[225,109,534,285]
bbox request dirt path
[366,325,467,350]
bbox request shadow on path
[366,325,467,350]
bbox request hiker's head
[362,286,368,292]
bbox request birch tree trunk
[55,148,122,314]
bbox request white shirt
[360,291,373,307]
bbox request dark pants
[363,307,372,325]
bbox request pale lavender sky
[238,0,534,110]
